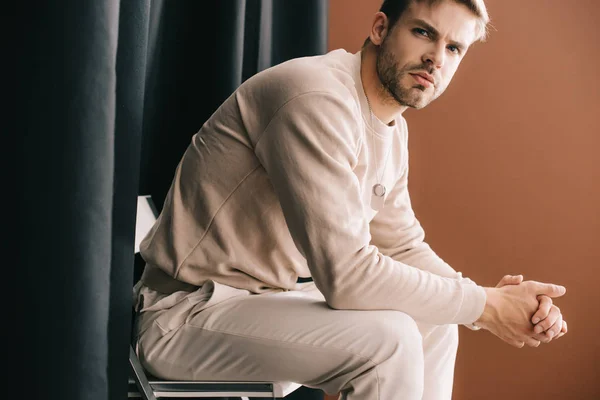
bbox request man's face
[376,0,479,109]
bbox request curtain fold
[16,1,329,398]
[17,1,120,398]
[109,2,152,399]
[271,0,329,66]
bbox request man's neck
[360,45,408,125]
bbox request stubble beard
[375,42,437,110]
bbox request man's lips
[409,73,434,88]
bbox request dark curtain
[15,1,328,400]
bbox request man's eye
[448,45,460,54]
[414,28,429,37]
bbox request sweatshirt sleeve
[253,91,486,325]
[369,160,486,327]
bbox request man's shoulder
[239,49,360,106]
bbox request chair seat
[128,376,301,398]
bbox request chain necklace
[364,91,392,210]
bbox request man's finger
[545,313,563,340]
[534,305,560,333]
[502,337,525,348]
[524,337,541,348]
[533,332,551,343]
[555,320,568,339]
[530,282,567,298]
[532,295,553,324]
[496,274,523,288]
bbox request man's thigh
[138,287,422,393]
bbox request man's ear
[369,12,389,46]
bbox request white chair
[129,195,302,399]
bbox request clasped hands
[475,274,568,348]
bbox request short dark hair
[379,0,414,31]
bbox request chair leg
[129,345,157,400]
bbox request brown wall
[328,0,600,399]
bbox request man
[134,0,568,398]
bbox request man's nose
[422,42,446,69]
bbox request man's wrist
[475,287,498,329]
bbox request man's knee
[376,311,421,343]
[364,311,425,397]
[361,311,423,366]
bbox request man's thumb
[533,282,567,298]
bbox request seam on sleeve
[253,90,359,153]
[174,164,262,279]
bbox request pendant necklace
[364,91,391,211]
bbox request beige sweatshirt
[138,49,486,326]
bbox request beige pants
[137,282,459,400]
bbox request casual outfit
[134,49,486,400]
